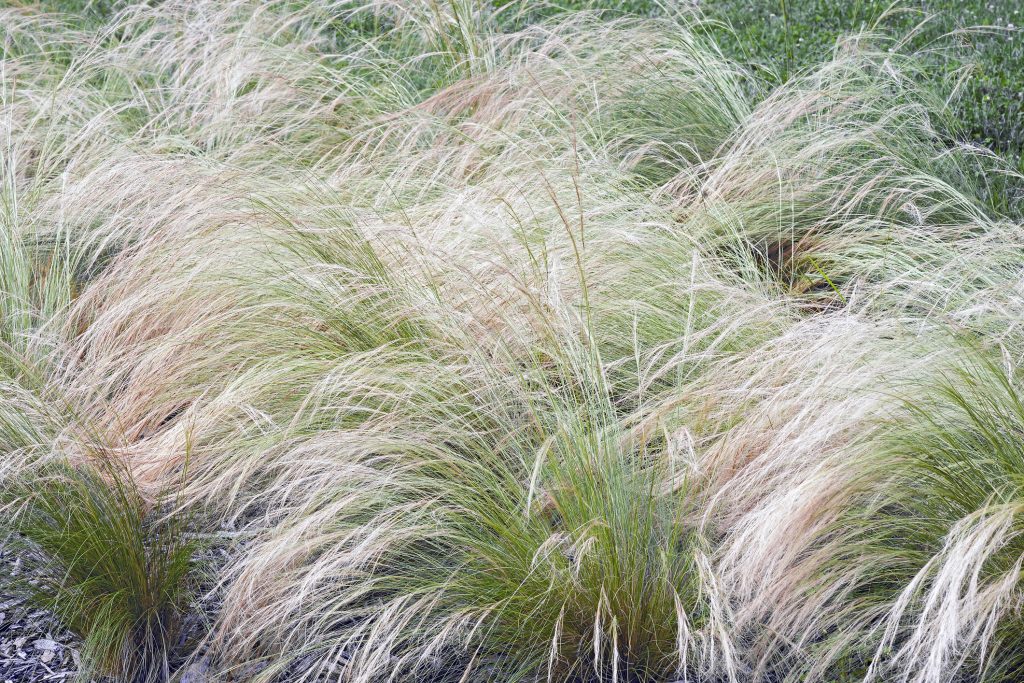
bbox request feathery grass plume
[4,0,1024,681]
[729,345,1024,683]
[347,0,495,77]
[655,33,1019,314]
[44,2,781,507]
[687,317,937,682]
[0,122,119,464]
[597,25,752,184]
[849,349,1024,683]
[1,453,198,683]
[213,331,742,682]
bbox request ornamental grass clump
[865,352,1024,683]
[2,0,1024,681]
[2,456,197,683]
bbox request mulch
[0,544,80,683]
[0,597,80,683]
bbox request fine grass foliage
[2,456,197,683]
[2,0,1024,681]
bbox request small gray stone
[33,639,60,652]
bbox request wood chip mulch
[0,543,81,683]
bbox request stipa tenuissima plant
[211,332,743,683]
[861,351,1024,683]
[4,0,1024,682]
[2,454,198,683]
[734,346,1024,683]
